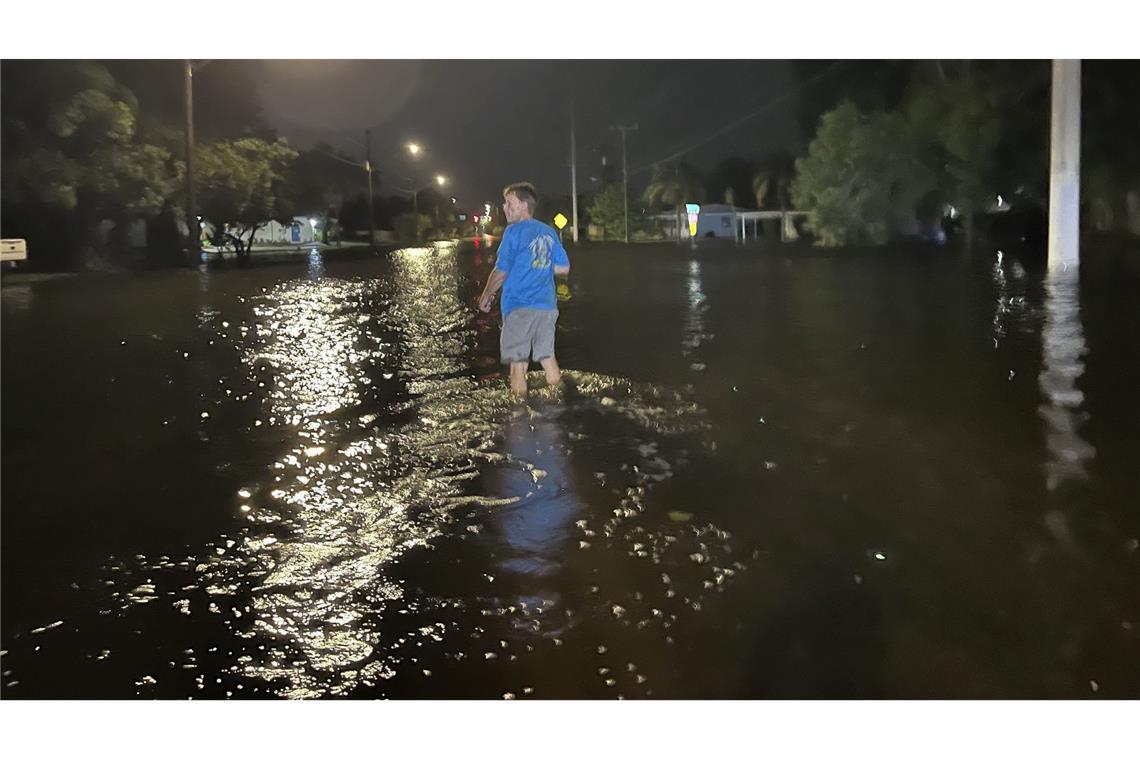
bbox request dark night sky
[256,60,808,208]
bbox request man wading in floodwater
[478,182,571,396]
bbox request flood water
[3,239,1139,698]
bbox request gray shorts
[501,307,558,364]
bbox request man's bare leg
[539,357,561,387]
[510,362,528,396]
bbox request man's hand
[479,269,507,313]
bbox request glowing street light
[436,175,447,186]
[407,142,421,156]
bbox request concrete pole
[570,102,579,243]
[1038,59,1092,494]
[675,163,683,245]
[365,129,376,246]
[621,128,629,244]
[1048,59,1081,270]
[184,61,198,257]
[614,124,638,244]
[413,190,419,241]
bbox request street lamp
[407,142,421,156]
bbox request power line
[627,61,847,177]
[312,146,366,169]
[268,111,369,151]
[570,64,706,157]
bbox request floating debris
[30,621,64,635]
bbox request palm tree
[752,151,796,212]
[643,159,703,242]
[751,173,772,209]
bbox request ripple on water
[5,247,753,700]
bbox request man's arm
[480,228,513,312]
[479,268,508,312]
[552,238,570,275]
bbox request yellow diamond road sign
[553,213,568,230]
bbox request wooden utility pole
[613,123,638,243]
[365,129,376,246]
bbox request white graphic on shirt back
[529,234,553,270]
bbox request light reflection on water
[991,250,1034,349]
[218,246,517,696]
[60,243,729,698]
[683,260,709,361]
[7,242,1133,698]
[1037,263,1095,493]
[490,412,578,577]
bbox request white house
[650,206,809,243]
[252,216,321,245]
[694,204,742,239]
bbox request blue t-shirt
[495,219,570,317]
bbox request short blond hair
[502,182,538,215]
